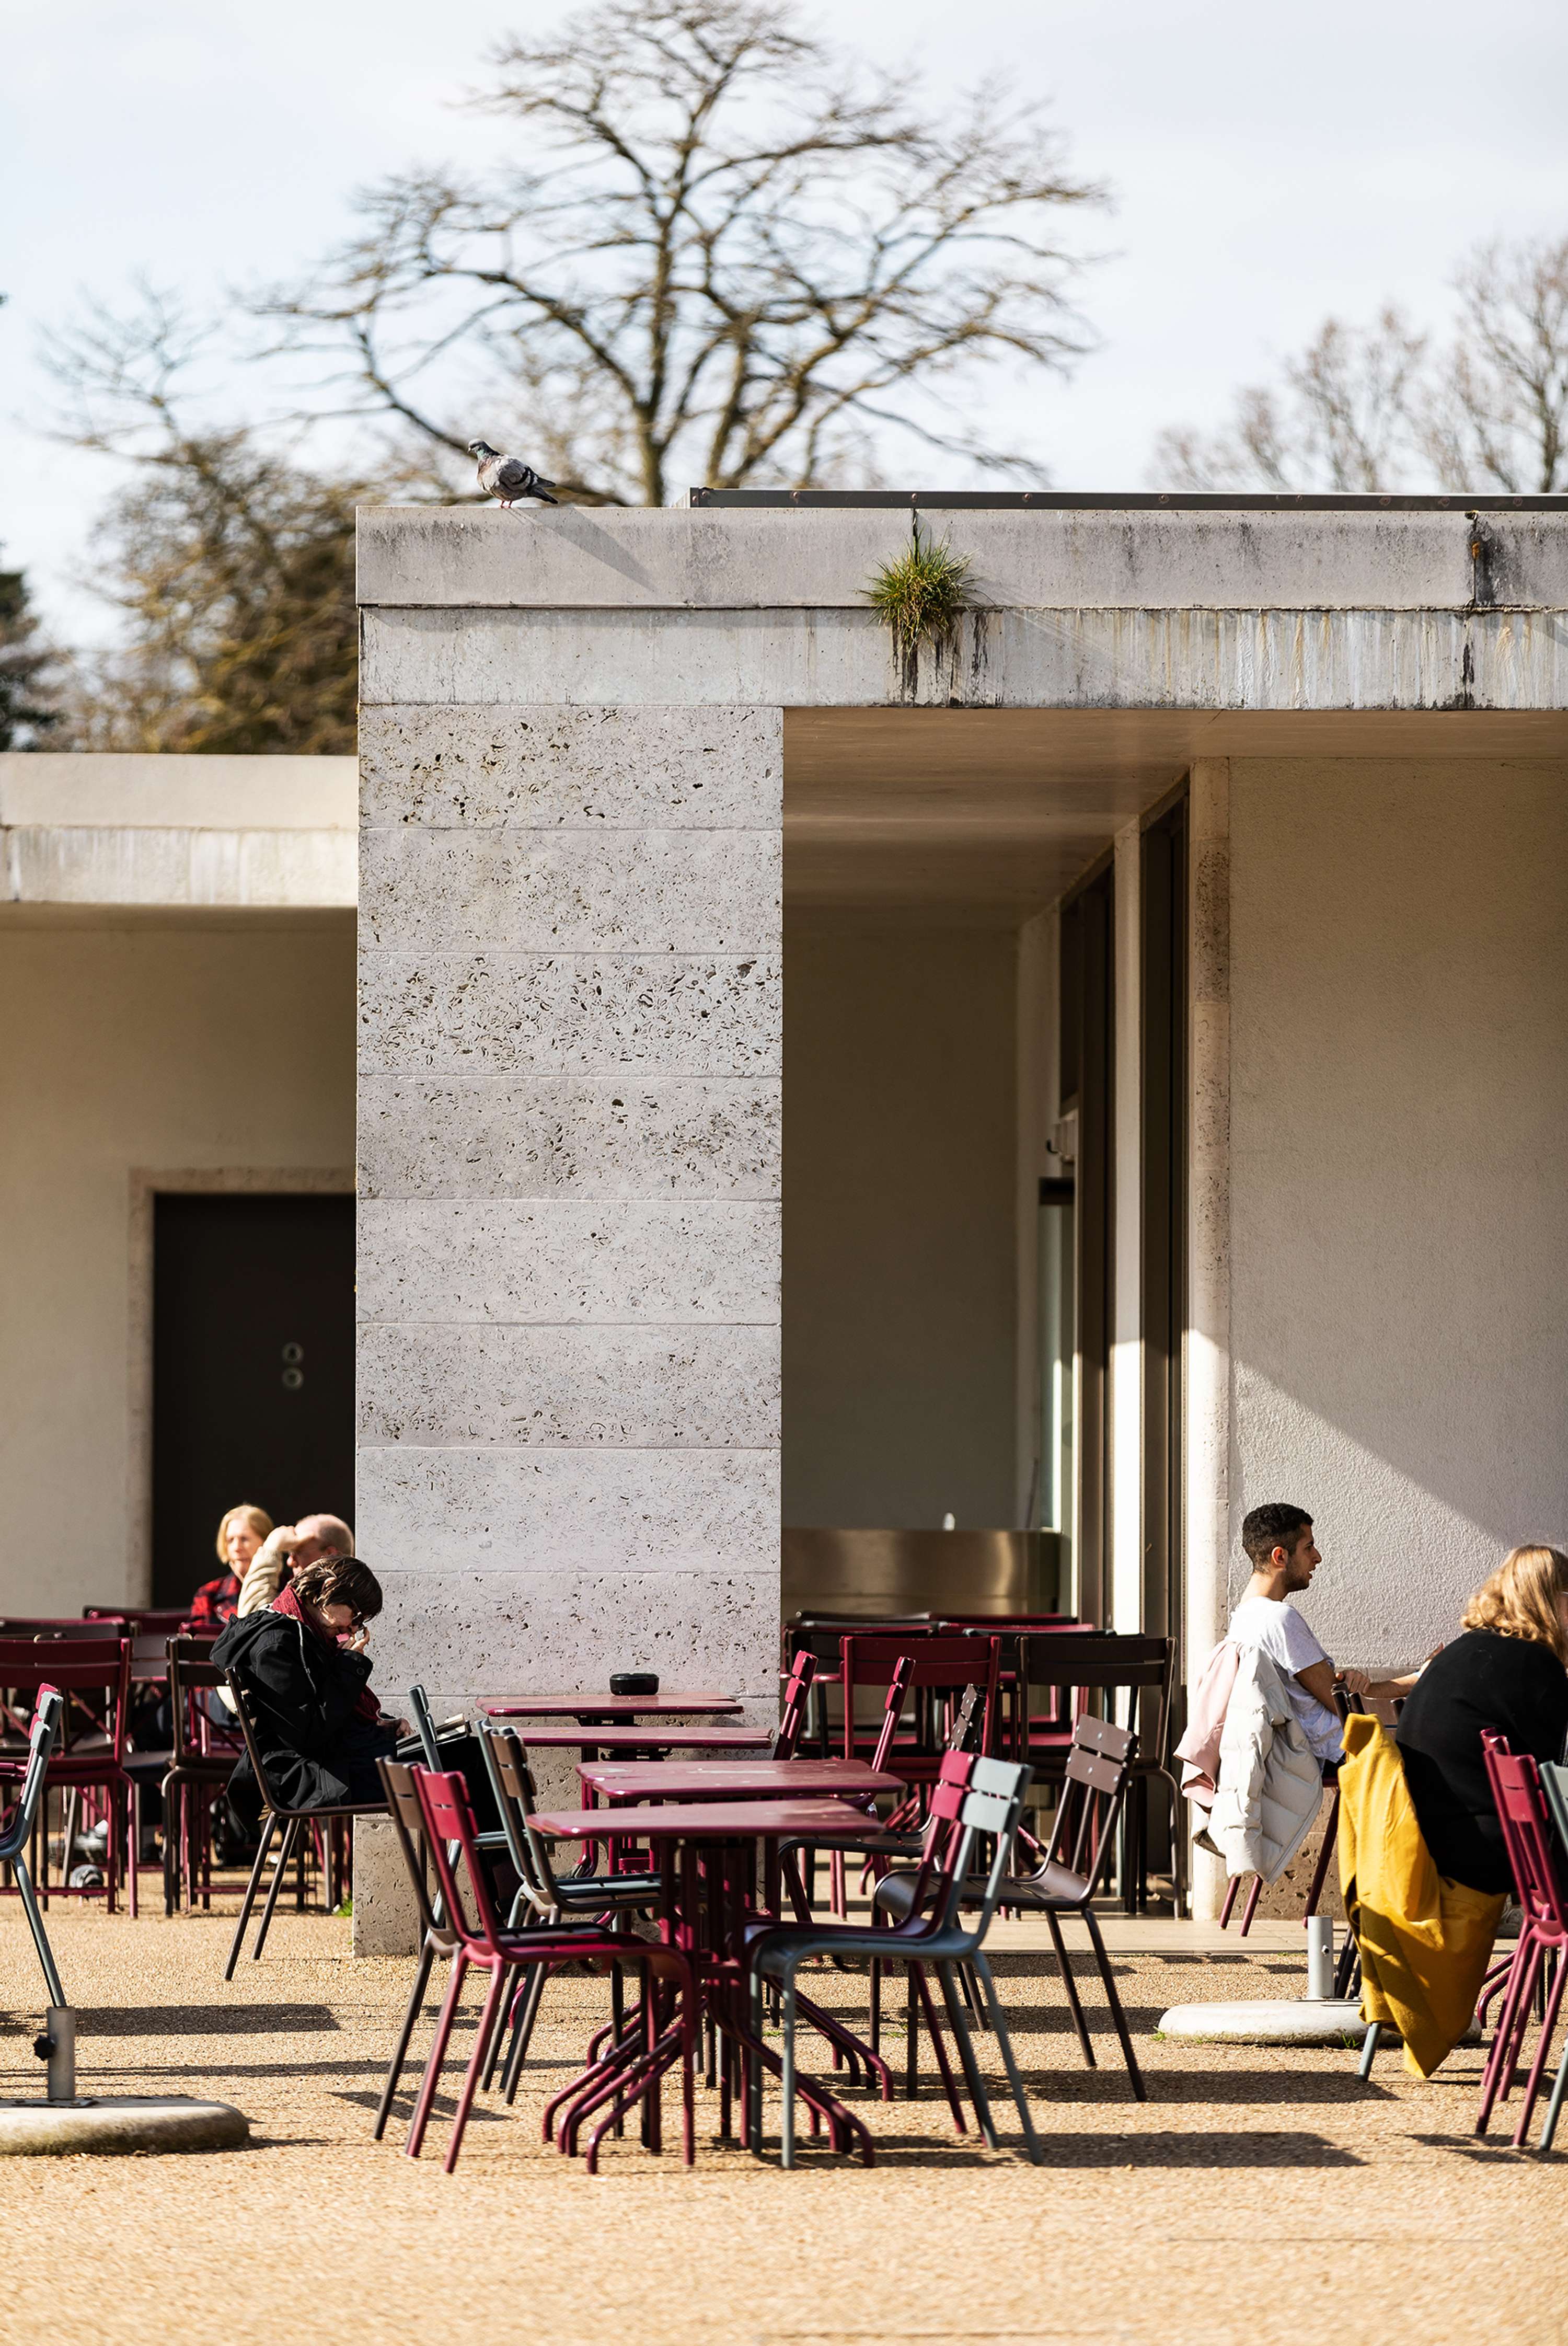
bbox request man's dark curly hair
[1241,1503,1313,1567]
[292,1554,383,1622]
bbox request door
[152,1193,355,1607]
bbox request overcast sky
[6,0,1565,643]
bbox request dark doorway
[152,1193,355,1607]
[1059,857,1114,1627]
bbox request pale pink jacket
[1174,1639,1242,1813]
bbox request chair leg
[909,1962,969,2135]
[14,1858,66,2010]
[1239,1874,1263,1936]
[780,1972,797,2170]
[502,1962,551,2104]
[407,1950,468,2160]
[1358,2020,1382,2079]
[224,1815,276,1982]
[1512,1951,1568,2148]
[251,1815,302,1962]
[1044,1907,1096,2066]
[973,1951,1042,2165]
[1081,1907,1146,2100]
[934,1961,993,2146]
[444,1963,508,2174]
[374,1938,435,2141]
[1302,1788,1340,1922]
[1537,2020,1568,2155]
[1218,1873,1240,1928]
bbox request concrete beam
[363,604,1567,714]
[357,505,1568,614]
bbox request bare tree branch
[254,0,1105,502]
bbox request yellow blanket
[1335,1712,1505,2078]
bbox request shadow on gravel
[66,2003,340,2036]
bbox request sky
[5,0,1566,645]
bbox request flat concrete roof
[0,754,358,912]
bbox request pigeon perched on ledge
[467,440,558,506]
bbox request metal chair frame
[221,1671,381,1978]
[0,1689,67,2006]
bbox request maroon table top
[506,1723,773,1752]
[581,1758,901,1802]
[529,1798,869,1841]
[480,1693,743,1719]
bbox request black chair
[221,1672,383,1979]
[161,1636,235,1914]
[1015,1631,1177,1912]
[875,1711,1147,2099]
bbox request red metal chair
[405,1762,699,2174]
[0,1635,134,1913]
[838,1632,1000,1788]
[161,1636,234,1913]
[1474,1732,1568,2148]
[771,1649,818,1759]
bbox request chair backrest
[409,1765,507,1957]
[942,1755,1034,1942]
[839,1634,1002,1762]
[0,1636,130,1761]
[225,1672,288,1815]
[1539,1761,1568,1872]
[166,1637,227,1764]
[1018,1631,1171,1757]
[3,1618,128,1640]
[771,1650,819,1760]
[0,1688,64,1861]
[1037,1714,1138,1894]
[868,1653,916,1774]
[374,1758,454,1949]
[407,1684,444,1770]
[1481,1732,1568,1934]
[87,1606,188,1634]
[477,1722,563,1917]
[944,1683,984,1757]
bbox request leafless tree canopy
[1152,234,1568,494]
[41,292,376,753]
[259,0,1104,504]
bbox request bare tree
[258,0,1104,504]
[1152,233,1568,494]
[0,561,63,750]
[41,292,384,753]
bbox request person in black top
[1397,1543,1568,1894]
[212,1553,408,1824]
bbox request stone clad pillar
[355,704,782,1712]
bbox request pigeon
[467,440,558,507]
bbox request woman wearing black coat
[1397,1543,1568,1894]
[212,1554,406,1825]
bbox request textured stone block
[356,1198,780,1324]
[359,1074,780,1199]
[359,1322,778,1447]
[368,1565,780,1703]
[357,1445,779,1575]
[352,1816,420,1957]
[360,704,782,829]
[359,950,780,1076]
[359,827,779,954]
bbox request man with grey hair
[237,1512,354,1618]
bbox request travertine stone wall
[356,704,782,1708]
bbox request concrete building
[4,492,1565,1920]
[0,752,356,1617]
[354,491,1568,1915]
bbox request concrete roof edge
[0,753,359,831]
[355,504,1568,614]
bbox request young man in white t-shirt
[1226,1503,1375,1763]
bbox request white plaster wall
[782,918,1018,1529]
[356,705,782,1708]
[1229,758,1568,1669]
[0,911,356,1616]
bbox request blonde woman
[189,1503,274,1631]
[1396,1545,1568,1893]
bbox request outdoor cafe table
[528,1797,893,2162]
[481,1694,742,1720]
[503,1723,772,1752]
[579,1757,902,1807]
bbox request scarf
[272,1583,383,1724]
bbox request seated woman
[1396,1543,1568,1894]
[211,1554,407,1824]
[190,1502,274,1631]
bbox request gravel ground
[0,1900,1562,2346]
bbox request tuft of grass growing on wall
[865,520,974,666]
